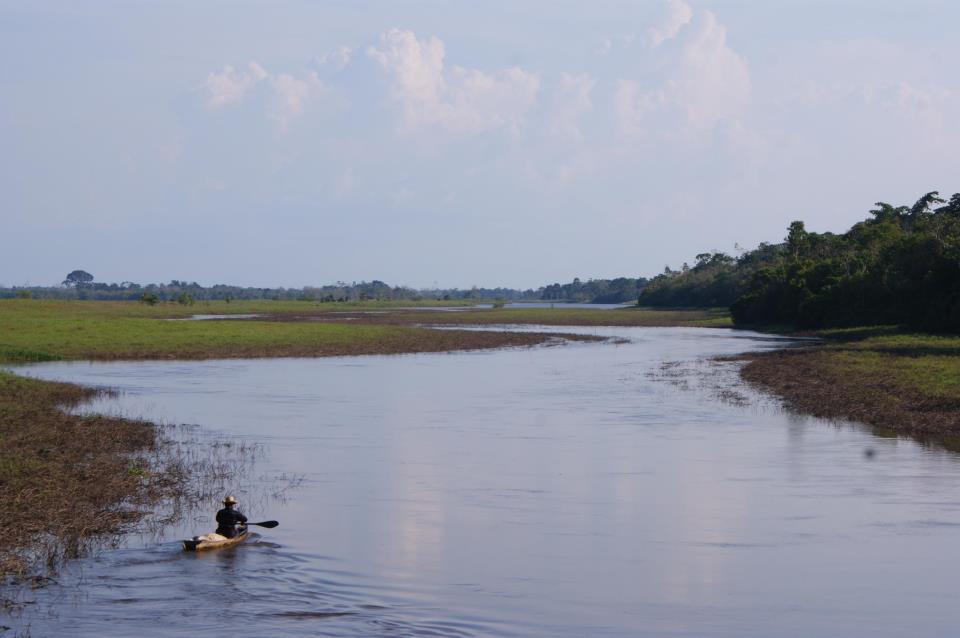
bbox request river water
[8,327,960,637]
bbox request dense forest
[640,191,960,332]
[1,276,646,305]
[540,277,647,303]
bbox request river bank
[3,299,957,594]
[0,371,187,585]
[0,299,632,585]
[13,326,960,637]
[731,329,960,443]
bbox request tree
[786,221,809,257]
[63,270,94,290]
[869,202,907,223]
[908,191,944,222]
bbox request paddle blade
[249,520,279,528]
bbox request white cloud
[268,71,325,131]
[204,62,268,108]
[203,61,327,131]
[367,28,540,134]
[647,0,694,47]
[616,8,750,135]
[317,45,352,70]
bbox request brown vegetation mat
[0,373,185,582]
[732,347,960,438]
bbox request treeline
[2,276,645,305]
[640,190,960,332]
[541,277,647,303]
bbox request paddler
[215,495,248,538]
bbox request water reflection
[6,327,960,637]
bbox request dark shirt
[215,506,248,538]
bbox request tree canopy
[62,270,94,289]
[640,190,960,332]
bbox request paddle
[245,520,279,529]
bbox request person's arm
[237,511,248,524]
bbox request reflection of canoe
[183,527,249,552]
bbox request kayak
[183,527,249,552]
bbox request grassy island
[734,329,960,441]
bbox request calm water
[8,327,960,637]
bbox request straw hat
[223,495,238,505]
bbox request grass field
[0,300,727,363]
[0,300,571,362]
[829,333,960,401]
[737,331,960,439]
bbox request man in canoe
[215,495,248,539]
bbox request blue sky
[2,1,958,288]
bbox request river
[7,326,960,637]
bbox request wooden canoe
[183,527,249,552]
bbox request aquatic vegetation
[734,332,960,438]
[0,372,181,580]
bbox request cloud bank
[5,0,960,287]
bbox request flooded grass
[0,372,302,616]
[0,372,187,582]
[732,332,960,438]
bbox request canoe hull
[183,529,249,552]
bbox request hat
[223,495,238,505]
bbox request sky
[2,0,959,289]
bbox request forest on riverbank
[640,191,960,333]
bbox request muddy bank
[731,346,960,440]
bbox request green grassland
[0,300,731,363]
[821,332,960,403]
[738,329,960,438]
[0,300,419,361]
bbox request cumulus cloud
[367,28,540,134]
[268,71,325,131]
[647,0,694,47]
[316,45,352,70]
[204,62,268,108]
[203,61,327,131]
[616,7,750,135]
